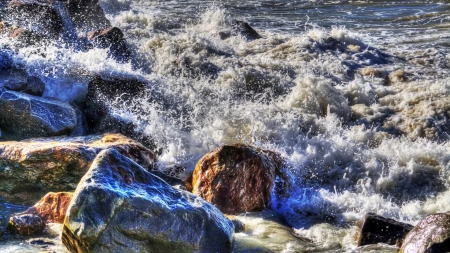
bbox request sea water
[0,0,449,252]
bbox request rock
[400,212,450,253]
[85,27,130,62]
[83,76,155,148]
[192,144,288,214]
[0,90,76,140]
[0,67,45,96]
[218,20,262,41]
[7,213,45,235]
[357,213,413,247]
[231,219,245,233]
[0,133,156,205]
[7,0,64,37]
[24,192,73,224]
[62,149,234,253]
[232,20,262,41]
[62,0,110,31]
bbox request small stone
[357,213,413,247]
[232,219,246,233]
[8,213,45,236]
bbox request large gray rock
[63,149,234,253]
[400,212,450,253]
[0,90,77,140]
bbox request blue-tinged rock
[0,90,76,140]
[62,148,234,253]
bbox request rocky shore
[0,0,449,252]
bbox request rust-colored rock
[24,192,73,223]
[192,144,287,214]
[0,133,156,205]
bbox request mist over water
[1,0,450,251]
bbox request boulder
[0,133,156,205]
[357,213,413,246]
[400,212,450,253]
[7,213,45,236]
[62,149,234,253]
[24,192,73,224]
[0,90,77,140]
[83,76,155,148]
[7,0,64,37]
[62,0,110,31]
[84,27,131,62]
[192,144,288,214]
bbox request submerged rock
[63,149,234,253]
[8,213,45,236]
[357,213,413,247]
[400,212,450,253]
[218,20,262,41]
[0,90,77,140]
[192,144,288,214]
[0,133,156,205]
[84,27,131,63]
[24,192,73,224]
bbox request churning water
[1,0,450,251]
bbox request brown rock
[0,133,156,205]
[192,144,287,214]
[7,213,45,235]
[357,213,413,247]
[24,192,73,223]
[400,212,450,253]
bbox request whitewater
[1,0,450,252]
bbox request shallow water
[1,0,450,251]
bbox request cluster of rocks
[1,136,290,252]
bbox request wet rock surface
[7,0,64,37]
[62,0,110,31]
[7,213,45,236]
[0,133,156,205]
[400,212,450,253]
[357,213,413,247]
[0,90,77,140]
[83,76,154,147]
[63,148,234,253]
[192,144,288,214]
